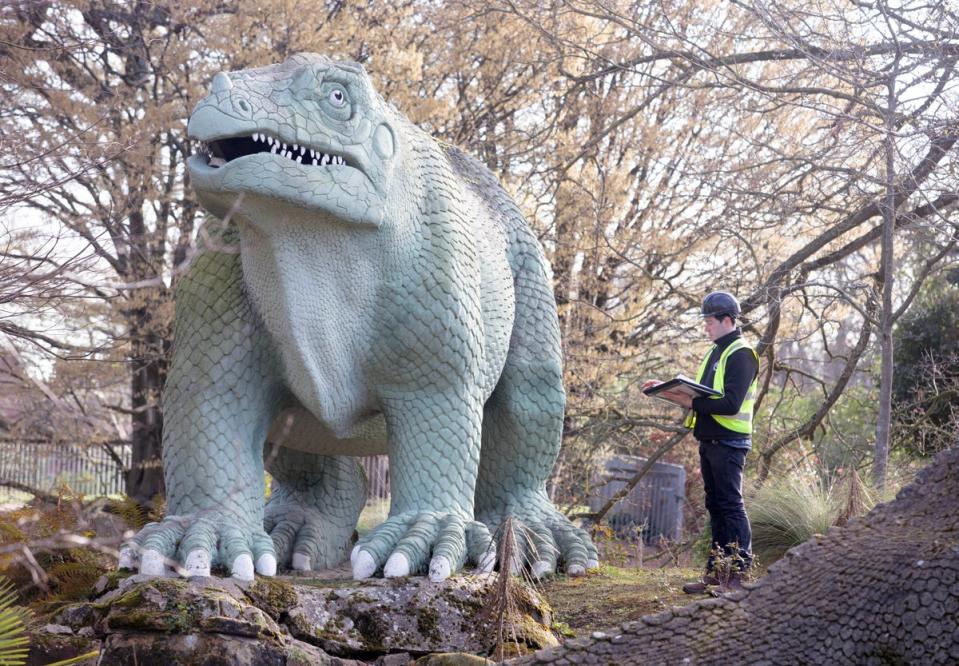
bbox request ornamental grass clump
[749,469,875,565]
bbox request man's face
[703,315,734,341]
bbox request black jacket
[691,330,759,442]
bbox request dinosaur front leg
[350,389,494,582]
[119,224,283,580]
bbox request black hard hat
[701,291,741,319]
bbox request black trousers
[699,438,753,570]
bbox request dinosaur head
[187,54,399,227]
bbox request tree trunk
[873,68,899,491]
[126,308,166,506]
[124,203,169,505]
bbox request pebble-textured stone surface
[31,572,555,665]
[123,53,596,581]
[511,445,959,665]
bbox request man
[644,291,759,593]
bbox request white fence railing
[0,439,132,497]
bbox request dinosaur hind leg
[473,284,598,578]
[264,443,367,572]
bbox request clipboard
[643,374,721,401]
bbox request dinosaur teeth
[253,140,346,167]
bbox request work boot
[682,572,720,594]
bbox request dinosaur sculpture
[512,445,959,665]
[119,53,597,582]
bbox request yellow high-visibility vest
[683,338,759,434]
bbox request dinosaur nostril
[373,123,394,159]
[238,99,250,112]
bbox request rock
[52,602,101,631]
[285,574,555,657]
[373,654,413,665]
[414,654,496,665]
[29,571,556,664]
[26,630,99,666]
[97,632,346,666]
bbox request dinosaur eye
[318,82,351,121]
[329,88,347,107]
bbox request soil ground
[537,565,704,636]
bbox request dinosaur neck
[234,206,389,436]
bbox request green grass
[356,499,390,536]
[538,565,702,635]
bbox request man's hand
[660,390,693,409]
[644,380,693,409]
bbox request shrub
[892,279,959,457]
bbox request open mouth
[200,133,349,168]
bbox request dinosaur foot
[263,501,355,572]
[350,512,495,582]
[479,505,599,579]
[118,511,277,581]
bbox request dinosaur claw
[567,564,586,576]
[350,544,361,566]
[531,560,553,579]
[118,546,138,570]
[291,553,311,571]
[140,549,166,576]
[255,553,277,576]
[477,549,496,574]
[184,549,212,577]
[428,555,452,582]
[352,550,377,579]
[231,553,254,581]
[586,558,600,569]
[384,552,411,578]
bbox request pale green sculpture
[119,54,598,582]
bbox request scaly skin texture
[121,53,596,582]
[511,446,959,665]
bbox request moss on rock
[245,577,297,620]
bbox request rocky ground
[28,566,557,665]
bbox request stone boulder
[28,569,557,665]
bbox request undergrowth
[0,489,156,606]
